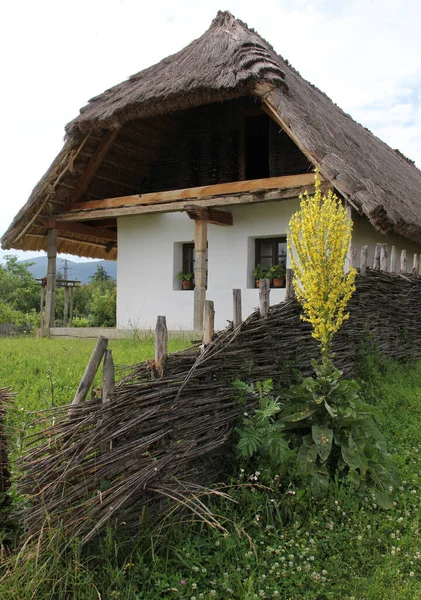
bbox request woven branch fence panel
[18,270,421,542]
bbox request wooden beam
[194,220,207,331]
[56,181,329,223]
[65,129,120,208]
[185,205,233,226]
[69,173,317,212]
[44,229,57,329]
[46,218,117,242]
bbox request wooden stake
[203,300,215,345]
[400,249,407,274]
[373,243,381,270]
[285,269,295,298]
[39,283,45,328]
[232,289,242,328]
[380,244,388,272]
[350,246,357,269]
[69,287,74,326]
[155,316,168,378]
[63,287,69,327]
[413,254,419,276]
[101,349,115,452]
[193,219,207,331]
[259,279,270,318]
[360,246,368,274]
[44,229,57,329]
[71,336,108,408]
[390,246,397,273]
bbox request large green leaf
[281,407,317,423]
[312,423,333,463]
[375,488,394,510]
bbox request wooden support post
[380,244,388,272]
[360,245,368,274]
[71,336,108,408]
[232,289,242,328]
[400,249,407,274]
[413,254,419,276]
[390,246,397,273]
[101,349,115,453]
[202,300,215,345]
[69,287,74,326]
[350,246,357,270]
[154,316,168,378]
[39,283,45,328]
[373,243,381,270]
[194,219,207,331]
[259,279,270,318]
[285,269,295,299]
[44,229,58,329]
[63,287,69,327]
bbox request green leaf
[375,488,394,510]
[312,423,333,463]
[281,407,317,423]
[324,400,337,417]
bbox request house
[3,11,421,331]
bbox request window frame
[254,236,287,287]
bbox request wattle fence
[16,243,421,543]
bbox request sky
[1,0,420,262]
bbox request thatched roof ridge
[2,10,421,258]
[66,11,287,138]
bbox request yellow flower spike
[288,172,356,364]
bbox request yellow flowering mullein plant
[287,172,356,364]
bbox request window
[255,237,287,286]
[182,243,195,276]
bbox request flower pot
[255,279,260,288]
[272,277,285,288]
[182,280,194,290]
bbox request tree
[90,264,112,283]
[0,255,39,314]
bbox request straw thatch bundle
[16,270,421,543]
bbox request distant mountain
[18,257,116,284]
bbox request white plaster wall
[351,212,420,270]
[117,199,300,330]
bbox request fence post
[101,349,115,453]
[203,300,215,345]
[390,245,397,273]
[380,244,388,272]
[232,289,242,328]
[155,316,168,378]
[373,243,381,270]
[413,254,419,276]
[360,245,368,274]
[350,246,357,270]
[285,269,295,299]
[259,279,270,318]
[71,336,108,410]
[400,249,407,274]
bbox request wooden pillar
[232,289,242,328]
[373,243,381,270]
[413,254,419,276]
[69,287,74,326]
[39,283,45,328]
[194,219,207,331]
[63,286,69,327]
[400,249,407,274]
[44,229,58,329]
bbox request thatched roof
[3,10,421,258]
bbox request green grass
[1,346,421,599]
[0,335,193,411]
